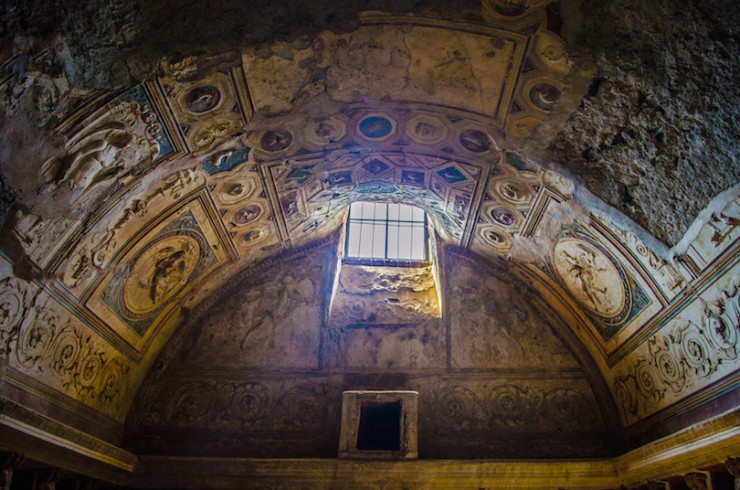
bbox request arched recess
[124,231,625,459]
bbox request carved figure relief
[0,49,98,127]
[123,235,200,315]
[60,167,208,296]
[184,85,221,114]
[547,228,653,343]
[237,273,315,349]
[552,237,627,319]
[12,211,79,269]
[169,250,325,370]
[678,196,739,276]
[89,203,226,341]
[41,98,160,198]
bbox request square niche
[338,390,418,459]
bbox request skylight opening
[345,202,427,265]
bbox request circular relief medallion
[459,129,494,153]
[358,116,393,139]
[260,129,293,152]
[305,117,346,146]
[493,0,528,16]
[232,204,262,225]
[407,116,446,144]
[481,226,511,250]
[242,229,265,244]
[529,83,561,111]
[123,234,201,316]
[184,85,221,113]
[552,237,628,320]
[218,180,255,205]
[496,181,531,204]
[490,208,516,226]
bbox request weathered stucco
[545,0,740,245]
[126,245,614,459]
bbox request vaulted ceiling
[0,0,737,487]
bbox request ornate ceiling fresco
[0,0,737,487]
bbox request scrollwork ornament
[634,358,663,404]
[702,297,738,355]
[169,381,214,424]
[228,382,268,425]
[613,375,638,418]
[652,344,685,393]
[674,321,714,378]
[605,224,685,293]
[98,359,126,403]
[277,386,325,430]
[0,278,29,358]
[15,309,57,368]
[76,353,104,394]
[437,386,483,430]
[543,388,585,428]
[51,327,82,374]
[488,384,540,428]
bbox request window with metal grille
[344,202,428,265]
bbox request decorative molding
[0,414,136,472]
[613,268,739,425]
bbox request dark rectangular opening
[356,401,401,451]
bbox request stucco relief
[595,215,686,300]
[243,18,529,124]
[174,249,324,370]
[86,197,230,345]
[547,227,652,343]
[470,153,546,256]
[678,195,739,275]
[447,255,579,369]
[59,167,208,296]
[322,322,446,371]
[128,376,340,457]
[552,237,627,320]
[263,145,487,245]
[41,98,160,200]
[329,264,441,326]
[157,64,249,156]
[0,48,99,127]
[1,285,131,420]
[207,159,281,259]
[431,382,601,432]
[613,267,739,425]
[12,211,80,270]
[0,277,34,358]
[420,377,609,458]
[134,378,336,431]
